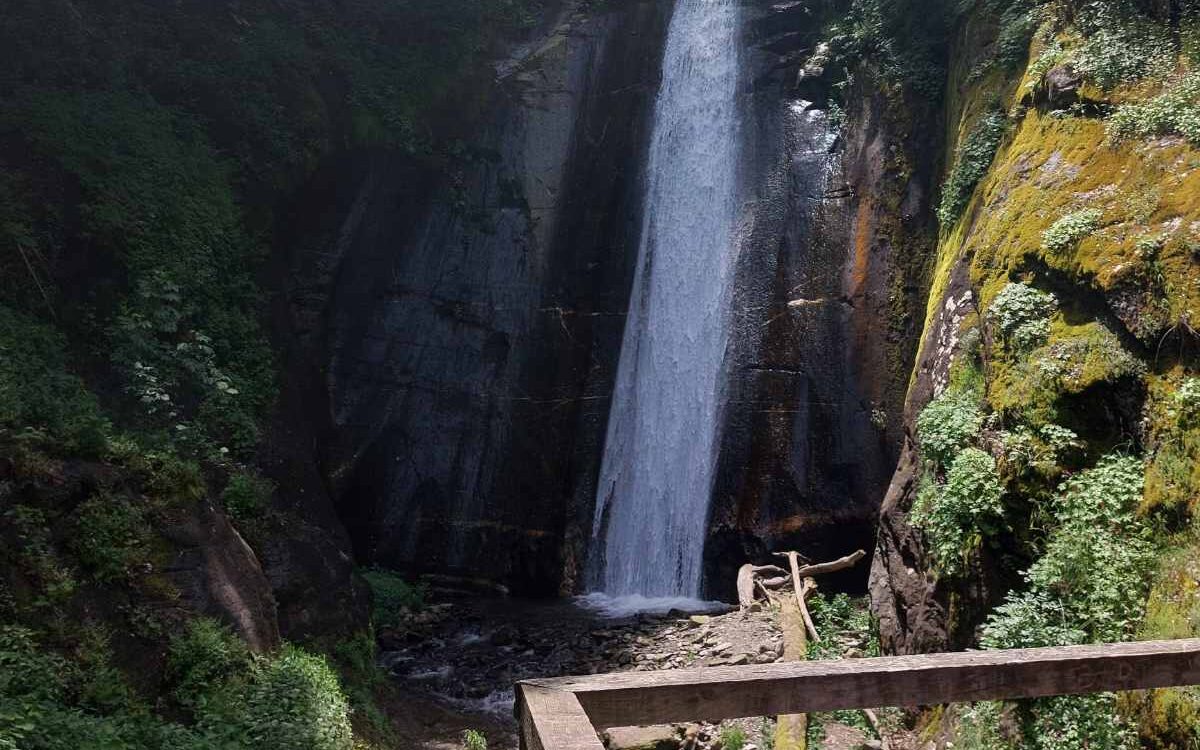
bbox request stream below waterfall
[379,594,783,749]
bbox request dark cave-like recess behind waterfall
[282,0,931,597]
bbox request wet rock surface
[381,597,782,748]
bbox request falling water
[588,0,742,600]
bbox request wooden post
[517,683,605,750]
[774,595,809,750]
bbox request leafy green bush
[979,456,1150,750]
[1072,12,1176,89]
[169,621,354,750]
[361,568,426,626]
[67,493,152,584]
[985,456,1152,645]
[0,305,108,454]
[983,588,1089,650]
[230,646,353,750]
[913,448,1006,575]
[1041,208,1103,252]
[462,729,488,750]
[1173,378,1200,426]
[0,625,212,750]
[951,701,1010,750]
[167,619,255,712]
[807,593,878,660]
[938,111,1008,225]
[1017,693,1137,750]
[989,283,1057,351]
[718,725,747,750]
[220,471,275,524]
[916,389,984,467]
[1109,73,1200,145]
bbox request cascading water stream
[587,0,742,603]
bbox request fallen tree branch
[863,708,889,750]
[793,549,867,579]
[738,564,790,608]
[798,577,819,643]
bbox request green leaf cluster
[937,111,1008,225]
[1041,208,1102,253]
[361,568,427,628]
[913,448,1006,575]
[978,456,1151,750]
[1109,73,1200,145]
[988,283,1057,351]
[916,389,984,468]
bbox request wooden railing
[515,638,1200,749]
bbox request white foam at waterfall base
[575,593,730,619]
[588,0,743,599]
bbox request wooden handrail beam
[517,684,606,750]
[516,638,1200,745]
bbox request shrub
[0,625,212,750]
[220,471,275,524]
[1017,693,1137,750]
[462,729,488,750]
[1001,423,1079,474]
[938,111,1008,224]
[167,619,255,713]
[912,448,1005,575]
[718,725,747,750]
[361,569,426,626]
[231,647,353,750]
[1109,73,1200,145]
[167,621,355,750]
[982,590,1088,650]
[916,390,984,467]
[989,283,1057,351]
[981,456,1150,750]
[1073,15,1176,89]
[951,701,1010,750]
[1175,378,1200,425]
[983,455,1152,646]
[0,305,108,454]
[68,493,152,584]
[1041,209,1102,252]
[807,593,878,660]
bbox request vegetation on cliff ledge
[0,1,544,747]
[911,0,1200,747]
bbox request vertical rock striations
[281,1,670,594]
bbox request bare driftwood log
[792,549,867,579]
[863,708,889,750]
[757,549,867,750]
[737,564,789,608]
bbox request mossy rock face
[887,5,1200,747]
[964,109,1200,345]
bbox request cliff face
[871,2,1200,655]
[294,0,940,598]
[705,4,939,596]
[281,1,671,595]
[867,4,1200,741]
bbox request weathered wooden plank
[521,639,1200,729]
[517,683,606,750]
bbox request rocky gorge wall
[280,0,671,595]
[868,0,1200,672]
[704,4,939,597]
[282,0,940,598]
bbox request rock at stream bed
[605,725,680,750]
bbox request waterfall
[588,0,742,600]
